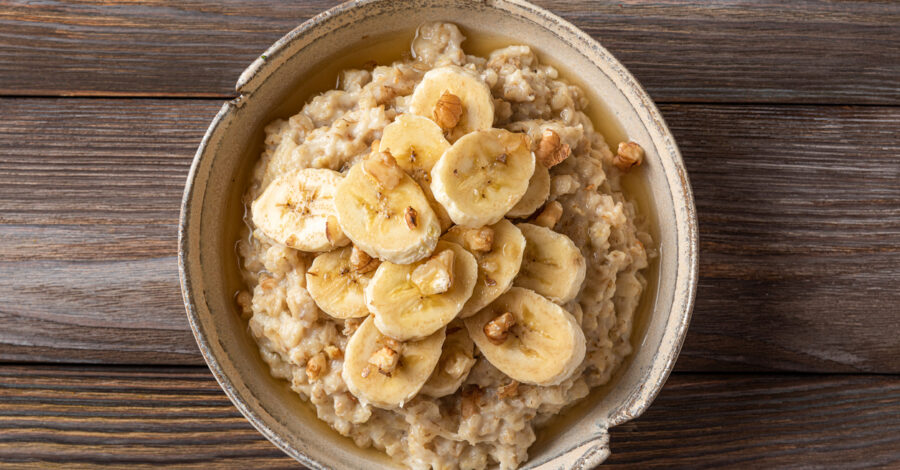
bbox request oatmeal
[237,22,653,470]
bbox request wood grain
[0,0,897,104]
[0,365,897,468]
[1,99,898,372]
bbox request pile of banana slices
[251,65,588,410]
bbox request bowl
[179,0,698,467]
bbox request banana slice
[419,323,476,398]
[251,168,349,251]
[334,154,440,264]
[379,114,453,230]
[515,223,587,303]
[410,66,494,142]
[342,316,445,409]
[443,219,526,318]
[305,247,374,319]
[366,241,478,341]
[506,162,550,218]
[431,129,535,227]
[465,287,585,386]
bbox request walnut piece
[306,352,328,381]
[405,206,418,229]
[461,227,494,252]
[342,317,363,337]
[533,200,563,228]
[433,91,463,130]
[461,385,483,419]
[324,345,343,361]
[536,129,571,168]
[483,312,516,345]
[411,249,455,296]
[497,380,519,399]
[350,246,379,274]
[613,141,644,171]
[368,346,400,376]
[363,151,403,189]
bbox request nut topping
[350,246,379,274]
[461,385,483,418]
[461,227,494,252]
[306,352,328,381]
[405,206,418,229]
[536,129,570,168]
[433,91,463,130]
[533,200,563,228]
[483,312,516,345]
[497,380,519,399]
[363,151,403,189]
[367,346,400,376]
[613,141,644,171]
[411,249,455,296]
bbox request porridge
[236,22,654,470]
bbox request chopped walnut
[536,129,571,168]
[342,317,363,336]
[405,206,418,229]
[363,151,403,189]
[533,200,563,228]
[324,345,343,361]
[461,227,494,252]
[325,215,343,245]
[411,249,455,296]
[613,141,644,171]
[368,346,400,376]
[235,290,252,318]
[306,352,328,381]
[461,385,483,418]
[350,246,379,274]
[497,380,519,399]
[483,312,516,345]
[433,91,463,130]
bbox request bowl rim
[179,0,699,467]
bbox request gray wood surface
[1,98,897,372]
[0,0,897,104]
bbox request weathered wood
[1,99,898,372]
[0,366,897,468]
[0,0,897,104]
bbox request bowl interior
[180,1,696,468]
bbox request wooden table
[1,1,898,467]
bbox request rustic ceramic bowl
[179,0,698,468]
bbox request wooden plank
[0,99,898,372]
[0,0,897,104]
[0,366,897,468]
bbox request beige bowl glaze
[179,0,698,468]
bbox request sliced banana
[305,247,373,319]
[419,323,476,398]
[366,241,478,341]
[443,219,526,318]
[251,168,349,251]
[515,223,587,303]
[342,316,445,409]
[379,114,453,230]
[334,155,440,264]
[410,65,494,142]
[431,129,535,227]
[506,162,550,218]
[465,287,585,386]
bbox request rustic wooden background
[1,0,898,467]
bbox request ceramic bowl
[179,0,698,467]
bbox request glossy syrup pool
[221,25,661,454]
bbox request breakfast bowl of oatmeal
[179,1,698,468]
